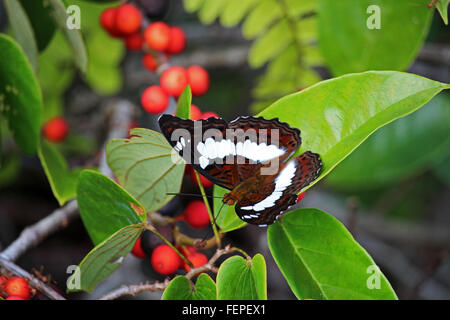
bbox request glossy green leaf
[176,85,192,119]
[48,0,88,73]
[106,128,185,213]
[216,254,266,300]
[38,140,82,205]
[183,0,205,13]
[213,186,246,233]
[0,35,42,155]
[268,208,397,299]
[258,71,449,191]
[19,0,56,52]
[76,170,146,246]
[67,224,144,293]
[3,0,39,71]
[318,0,433,76]
[436,0,449,25]
[162,274,217,300]
[326,93,450,190]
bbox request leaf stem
[193,170,222,248]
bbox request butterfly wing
[158,115,298,190]
[236,151,322,226]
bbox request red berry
[144,22,171,51]
[142,53,158,71]
[4,277,30,300]
[165,26,186,55]
[115,4,142,35]
[160,66,188,97]
[184,200,210,229]
[42,116,69,143]
[201,111,219,119]
[131,237,146,258]
[187,65,210,96]
[151,244,182,275]
[124,32,143,51]
[184,252,208,272]
[189,169,214,188]
[141,85,169,114]
[190,104,202,120]
[100,8,117,32]
[5,295,26,300]
[296,192,306,203]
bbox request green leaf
[248,19,293,68]
[0,152,21,189]
[183,0,206,13]
[258,71,449,191]
[436,0,449,25]
[162,274,217,300]
[326,93,450,190]
[106,128,185,213]
[198,0,226,25]
[3,0,39,71]
[242,0,282,39]
[48,0,88,73]
[268,208,397,299]
[19,0,57,52]
[318,0,433,76]
[176,85,192,119]
[220,0,258,27]
[216,254,266,300]
[0,34,42,155]
[67,224,144,293]
[38,140,82,205]
[76,170,146,246]
[213,185,246,233]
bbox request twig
[0,255,65,300]
[99,245,235,300]
[0,100,135,299]
[98,279,170,300]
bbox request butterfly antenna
[200,200,226,243]
[166,192,223,199]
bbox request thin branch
[98,279,170,300]
[99,245,235,300]
[0,255,65,300]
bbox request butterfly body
[158,114,322,226]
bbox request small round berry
[151,244,182,275]
[144,22,171,51]
[140,227,173,256]
[131,237,146,258]
[189,170,214,188]
[190,104,202,120]
[142,53,158,71]
[5,295,26,300]
[183,200,210,229]
[141,85,169,114]
[184,252,208,272]
[186,65,210,96]
[201,111,219,119]
[4,277,30,300]
[160,66,188,97]
[114,4,142,35]
[124,32,143,51]
[100,8,117,32]
[165,26,186,55]
[296,192,306,203]
[42,116,69,143]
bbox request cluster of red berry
[99,2,211,115]
[0,275,31,300]
[130,199,211,276]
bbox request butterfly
[158,114,322,226]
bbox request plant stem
[193,170,222,248]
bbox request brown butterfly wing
[235,151,322,226]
